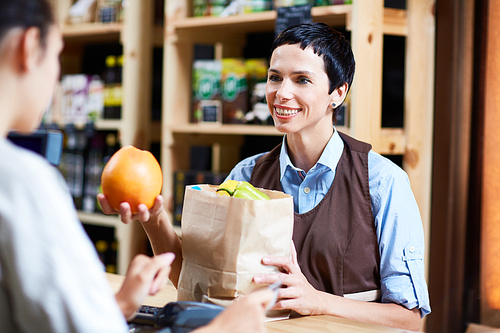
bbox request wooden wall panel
[481,0,500,326]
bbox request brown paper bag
[177,184,293,317]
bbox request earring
[332,103,336,108]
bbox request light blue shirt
[226,128,431,317]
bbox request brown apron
[250,132,381,299]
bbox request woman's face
[15,25,63,133]
[266,44,336,136]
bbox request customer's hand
[97,193,165,224]
[115,253,175,320]
[195,289,275,333]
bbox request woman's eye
[268,75,281,82]
[298,77,311,84]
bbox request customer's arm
[194,289,274,333]
[115,253,175,320]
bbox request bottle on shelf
[113,54,123,119]
[82,131,105,214]
[103,132,119,165]
[103,55,119,119]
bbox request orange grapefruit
[101,146,163,214]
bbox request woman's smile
[274,105,302,117]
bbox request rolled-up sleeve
[369,152,431,317]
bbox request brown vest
[250,132,381,297]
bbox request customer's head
[271,22,355,97]
[0,0,55,50]
[0,0,61,135]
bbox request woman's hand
[97,193,165,224]
[98,193,183,287]
[195,289,275,333]
[253,243,324,316]
[115,253,175,320]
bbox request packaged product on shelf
[192,60,222,123]
[82,132,105,213]
[314,0,351,5]
[59,128,87,210]
[67,0,97,24]
[102,55,122,119]
[172,170,228,226]
[83,224,118,273]
[242,0,273,13]
[61,74,90,126]
[208,0,229,16]
[193,0,208,16]
[59,74,105,126]
[245,82,273,124]
[221,58,248,124]
[243,58,271,124]
[96,0,123,23]
[86,75,105,122]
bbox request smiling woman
[226,23,431,331]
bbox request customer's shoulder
[0,139,55,183]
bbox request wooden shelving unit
[55,0,157,275]
[162,0,435,279]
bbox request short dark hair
[0,0,55,48]
[271,22,355,97]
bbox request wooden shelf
[61,22,164,46]
[61,22,122,43]
[168,5,406,43]
[94,119,123,131]
[169,5,350,43]
[170,124,281,136]
[77,211,121,228]
[169,123,353,137]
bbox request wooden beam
[404,0,435,284]
[481,0,500,326]
[349,0,383,146]
[121,0,154,148]
[426,0,475,330]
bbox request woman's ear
[19,27,42,73]
[330,83,348,108]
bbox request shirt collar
[279,127,344,180]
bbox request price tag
[275,4,313,36]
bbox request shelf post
[349,0,384,148]
[118,0,155,273]
[404,0,436,282]
[121,0,154,149]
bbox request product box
[59,74,105,126]
[192,60,222,124]
[242,0,273,13]
[172,170,228,226]
[221,58,248,124]
[244,58,272,124]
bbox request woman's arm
[98,194,183,287]
[254,254,421,331]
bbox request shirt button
[303,187,311,194]
[409,246,415,253]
